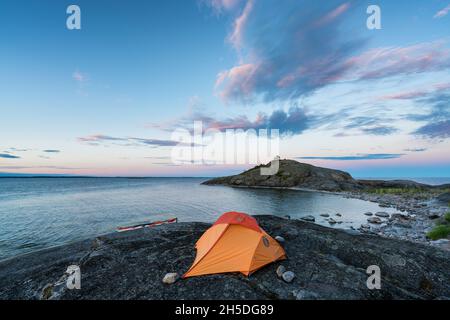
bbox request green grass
[367,187,450,196]
[426,225,450,241]
[367,188,423,195]
[445,212,450,223]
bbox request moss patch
[426,225,450,241]
[444,212,450,223]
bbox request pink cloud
[204,0,242,13]
[381,81,450,101]
[382,90,429,100]
[314,2,351,27]
[228,0,254,49]
[215,63,257,101]
[434,82,450,90]
[211,1,450,104]
[343,41,450,81]
[72,70,86,82]
[434,4,450,18]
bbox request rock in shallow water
[427,213,440,220]
[375,212,390,218]
[275,236,285,243]
[301,215,315,222]
[368,217,382,224]
[328,218,337,225]
[364,212,373,216]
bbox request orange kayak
[116,217,178,232]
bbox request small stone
[364,212,373,216]
[390,213,408,220]
[41,284,54,300]
[282,271,295,283]
[393,221,412,228]
[162,273,179,284]
[328,218,337,225]
[276,265,286,278]
[275,236,285,243]
[320,213,330,217]
[375,212,390,218]
[427,213,440,220]
[301,215,315,222]
[367,217,382,224]
[284,215,291,220]
[336,213,342,217]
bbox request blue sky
[0,0,449,177]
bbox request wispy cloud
[72,70,87,82]
[152,102,400,138]
[361,126,398,136]
[343,41,450,82]
[0,153,20,159]
[211,0,450,104]
[144,156,171,160]
[413,120,450,139]
[201,0,243,14]
[381,82,450,101]
[404,148,427,152]
[406,93,450,139]
[0,166,85,170]
[197,107,309,136]
[78,134,124,143]
[434,4,450,18]
[213,0,365,103]
[227,0,254,49]
[8,147,29,152]
[382,90,429,100]
[313,2,351,27]
[331,115,399,137]
[151,103,325,136]
[78,134,200,147]
[296,153,404,161]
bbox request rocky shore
[343,191,450,250]
[1,215,449,300]
[203,159,450,249]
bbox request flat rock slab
[0,216,449,300]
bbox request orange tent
[183,211,286,278]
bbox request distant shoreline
[0,176,214,179]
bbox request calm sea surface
[0,177,425,260]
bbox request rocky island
[202,159,447,192]
[1,215,449,300]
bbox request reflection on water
[0,178,400,260]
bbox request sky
[0,0,449,178]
